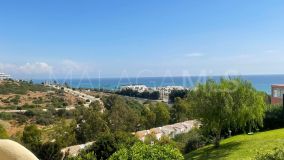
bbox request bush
[84,132,139,160]
[22,125,42,152]
[0,112,13,120]
[0,124,8,139]
[36,142,63,160]
[255,148,284,160]
[10,95,21,105]
[174,129,208,153]
[36,116,54,125]
[109,142,184,160]
[263,105,284,130]
[116,89,160,100]
[169,90,189,103]
[16,114,29,124]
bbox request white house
[0,73,11,80]
[120,84,149,93]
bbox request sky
[0,0,284,79]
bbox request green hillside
[186,129,284,160]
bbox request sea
[33,75,284,94]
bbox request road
[48,85,105,112]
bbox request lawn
[186,128,284,160]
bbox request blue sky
[0,0,284,78]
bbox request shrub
[22,124,42,152]
[255,148,284,160]
[109,142,184,160]
[0,112,13,120]
[36,142,63,160]
[263,105,284,130]
[174,129,208,153]
[0,124,9,139]
[169,90,189,103]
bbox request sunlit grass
[186,128,284,160]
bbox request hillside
[186,129,284,160]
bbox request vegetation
[186,128,284,160]
[109,142,184,160]
[255,148,284,160]
[174,129,208,154]
[188,78,266,147]
[84,132,139,160]
[0,80,49,95]
[169,89,189,103]
[22,125,42,153]
[171,97,192,123]
[0,124,9,139]
[263,104,284,130]
[0,78,279,160]
[36,142,63,160]
[116,88,160,100]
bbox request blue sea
[33,75,284,94]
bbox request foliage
[141,105,156,129]
[109,142,184,160]
[171,97,192,123]
[35,110,55,125]
[169,89,189,103]
[188,78,266,147]
[153,102,171,126]
[52,120,77,148]
[116,89,160,100]
[255,148,284,160]
[105,95,140,131]
[85,132,139,160]
[263,104,284,130]
[36,142,63,160]
[0,124,9,139]
[0,80,48,95]
[10,95,21,105]
[174,129,208,154]
[22,125,42,152]
[0,112,13,120]
[75,107,109,143]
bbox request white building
[156,86,188,100]
[0,73,11,80]
[120,84,149,93]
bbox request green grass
[186,129,284,160]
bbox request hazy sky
[0,0,284,78]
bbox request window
[273,89,280,98]
[273,88,284,98]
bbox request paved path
[0,106,76,113]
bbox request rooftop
[272,84,284,87]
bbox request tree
[169,90,188,103]
[22,125,42,151]
[85,132,139,160]
[109,142,184,160]
[153,102,170,126]
[106,96,140,132]
[188,78,266,147]
[171,97,191,123]
[37,142,63,160]
[52,120,77,148]
[141,105,156,129]
[0,124,8,139]
[75,107,109,143]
